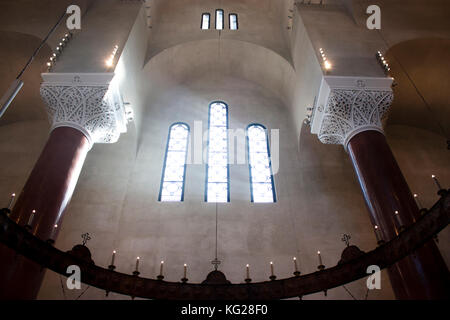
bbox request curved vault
[139,39,297,120]
[385,37,450,138]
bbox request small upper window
[229,14,238,30]
[201,13,210,30]
[216,9,224,30]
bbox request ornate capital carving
[40,73,128,147]
[311,76,394,149]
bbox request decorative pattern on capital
[318,89,393,145]
[310,76,394,149]
[40,73,127,146]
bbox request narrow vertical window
[206,102,229,203]
[159,123,190,202]
[215,9,224,30]
[201,13,210,30]
[229,13,238,30]
[247,124,276,203]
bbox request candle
[246,264,250,279]
[7,193,16,210]
[394,210,403,227]
[413,194,423,209]
[111,250,116,266]
[160,261,164,276]
[183,264,187,278]
[317,251,323,265]
[431,175,443,190]
[51,224,58,239]
[27,210,36,226]
[135,257,140,272]
[374,225,383,242]
[270,261,274,276]
[293,257,299,272]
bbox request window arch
[205,101,229,203]
[159,123,190,202]
[201,13,210,30]
[247,124,277,203]
[215,9,224,30]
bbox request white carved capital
[310,76,394,150]
[40,73,128,147]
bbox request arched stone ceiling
[146,0,293,64]
[140,38,297,118]
[386,38,450,139]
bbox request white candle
[7,193,15,210]
[246,264,250,279]
[28,210,36,226]
[160,261,164,276]
[111,250,116,266]
[183,264,187,278]
[374,225,382,242]
[394,210,403,227]
[270,261,274,276]
[51,224,58,239]
[413,194,423,209]
[135,257,140,272]
[431,175,443,191]
[318,251,323,265]
[293,257,299,272]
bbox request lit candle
[27,210,36,226]
[413,194,423,209]
[160,261,164,276]
[293,257,299,272]
[183,264,187,278]
[7,193,16,210]
[135,257,140,272]
[431,175,443,191]
[111,250,116,266]
[51,224,58,239]
[374,225,383,242]
[394,210,403,227]
[270,261,274,277]
[317,251,323,265]
[246,264,250,279]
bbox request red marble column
[347,130,450,299]
[0,127,90,300]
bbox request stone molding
[310,76,394,150]
[40,73,127,147]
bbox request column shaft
[347,130,450,299]
[0,127,89,299]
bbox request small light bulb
[324,60,332,70]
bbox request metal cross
[81,233,91,246]
[211,258,221,271]
[341,234,351,247]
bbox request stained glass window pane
[248,125,276,203]
[206,102,229,202]
[201,13,210,30]
[229,14,238,30]
[159,123,189,202]
[216,10,224,30]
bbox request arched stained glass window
[247,124,276,203]
[159,123,190,202]
[201,13,210,30]
[216,9,224,30]
[206,102,229,203]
